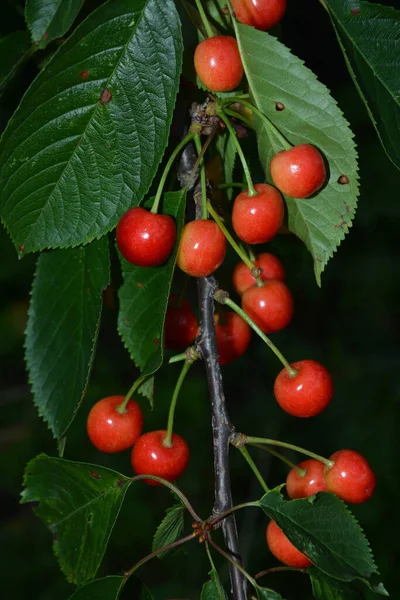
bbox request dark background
[0,1,398,598]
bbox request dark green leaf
[21,454,131,585]
[152,503,184,558]
[25,0,82,48]
[309,569,363,600]
[0,0,183,253]
[233,21,359,285]
[68,576,125,600]
[0,31,32,95]
[25,237,110,439]
[201,567,228,600]
[255,586,284,600]
[137,375,155,404]
[118,190,186,383]
[324,0,400,171]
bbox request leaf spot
[117,479,125,488]
[137,282,143,288]
[79,70,90,79]
[153,338,160,347]
[99,88,112,104]
[275,101,285,111]
[350,8,360,15]
[42,32,49,41]
[338,174,350,185]
[89,470,101,480]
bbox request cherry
[231,0,286,30]
[87,395,143,453]
[164,295,199,350]
[194,36,243,92]
[266,521,312,568]
[286,459,328,499]
[270,144,326,199]
[215,312,252,365]
[117,207,176,267]
[241,280,293,333]
[324,449,376,504]
[274,360,333,417]
[233,252,285,296]
[177,220,227,277]
[131,430,189,485]
[232,183,284,244]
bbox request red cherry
[274,360,333,417]
[87,395,143,453]
[194,36,243,92]
[241,280,293,333]
[324,450,376,504]
[131,430,189,485]
[232,183,284,244]
[177,220,227,277]
[116,207,176,267]
[266,521,312,568]
[270,144,326,198]
[215,312,251,365]
[164,295,199,350]
[233,252,285,296]
[231,0,286,30]
[286,459,328,499]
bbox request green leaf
[25,0,82,48]
[324,0,400,171]
[21,454,131,585]
[309,569,363,600]
[0,0,183,254]
[216,132,237,201]
[25,237,110,439]
[259,490,381,589]
[67,576,125,600]
[137,375,155,404]
[233,21,359,285]
[152,503,184,558]
[118,190,186,383]
[255,587,284,600]
[0,31,32,96]
[201,567,228,600]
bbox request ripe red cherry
[164,295,199,350]
[324,450,376,504]
[231,0,286,30]
[286,459,328,499]
[266,521,312,568]
[87,395,143,453]
[232,183,284,244]
[215,312,251,365]
[274,360,333,417]
[194,36,243,92]
[131,430,189,485]
[241,280,293,333]
[270,144,326,198]
[177,220,227,277]
[117,207,176,267]
[233,252,285,296]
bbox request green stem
[245,437,334,468]
[116,376,147,414]
[168,352,188,364]
[255,566,307,580]
[131,474,201,520]
[194,135,208,219]
[224,108,253,129]
[217,108,257,196]
[251,444,306,475]
[194,0,214,38]
[151,131,195,214]
[165,360,192,447]
[208,537,257,588]
[239,446,269,493]
[208,501,259,528]
[246,245,256,262]
[216,182,247,191]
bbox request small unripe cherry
[194,36,243,92]
[177,220,227,277]
[87,395,143,453]
[215,312,252,365]
[131,430,189,485]
[233,252,285,296]
[286,459,328,499]
[232,183,284,244]
[164,295,199,350]
[266,521,312,568]
[231,0,286,30]
[324,450,376,504]
[241,280,293,333]
[274,360,333,417]
[270,144,326,198]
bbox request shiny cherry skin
[324,450,376,504]
[117,207,176,266]
[177,220,227,277]
[194,36,243,92]
[215,312,252,365]
[131,430,190,485]
[286,459,328,499]
[233,252,285,296]
[274,359,333,417]
[164,295,199,350]
[241,280,293,333]
[231,0,286,30]
[270,144,326,198]
[266,521,312,568]
[87,395,143,453]
[232,183,284,244]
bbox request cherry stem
[239,446,269,493]
[255,566,307,580]
[246,245,256,262]
[208,537,258,588]
[116,376,147,414]
[208,501,259,528]
[151,131,195,214]
[131,474,201,521]
[244,436,334,468]
[194,135,208,219]
[224,108,253,129]
[165,360,192,447]
[251,443,306,476]
[194,0,214,38]
[216,107,257,196]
